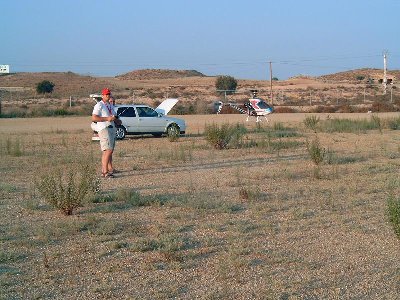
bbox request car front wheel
[115,126,126,140]
[166,123,180,138]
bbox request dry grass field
[1,113,400,299]
[1,68,399,117]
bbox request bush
[35,164,100,215]
[307,136,325,166]
[204,123,246,149]
[307,136,326,179]
[36,80,55,94]
[215,76,237,95]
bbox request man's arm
[92,114,116,122]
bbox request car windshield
[136,107,158,117]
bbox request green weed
[387,195,400,238]
[0,251,26,264]
[0,183,18,193]
[320,117,383,133]
[268,122,300,138]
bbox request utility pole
[390,85,393,103]
[269,61,273,105]
[383,51,388,95]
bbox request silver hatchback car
[113,104,186,139]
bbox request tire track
[125,153,307,176]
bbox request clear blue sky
[2,0,399,80]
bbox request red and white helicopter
[215,90,274,122]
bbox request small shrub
[35,164,100,215]
[387,195,400,238]
[307,137,325,166]
[204,123,246,149]
[307,137,326,179]
[356,75,365,81]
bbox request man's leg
[99,127,115,175]
[107,155,113,173]
[102,149,113,175]
[107,128,116,173]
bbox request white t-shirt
[92,101,116,132]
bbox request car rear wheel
[115,126,126,140]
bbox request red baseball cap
[102,88,111,95]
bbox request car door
[136,106,168,133]
[116,106,140,133]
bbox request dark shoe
[101,172,115,178]
[109,169,120,175]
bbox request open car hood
[155,98,178,115]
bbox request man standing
[92,88,118,178]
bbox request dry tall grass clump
[303,115,320,132]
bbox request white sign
[0,65,10,73]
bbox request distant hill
[318,68,400,82]
[0,72,111,97]
[116,69,206,80]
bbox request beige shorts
[98,127,115,151]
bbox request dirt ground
[1,113,400,299]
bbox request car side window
[118,107,136,117]
[137,107,158,117]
